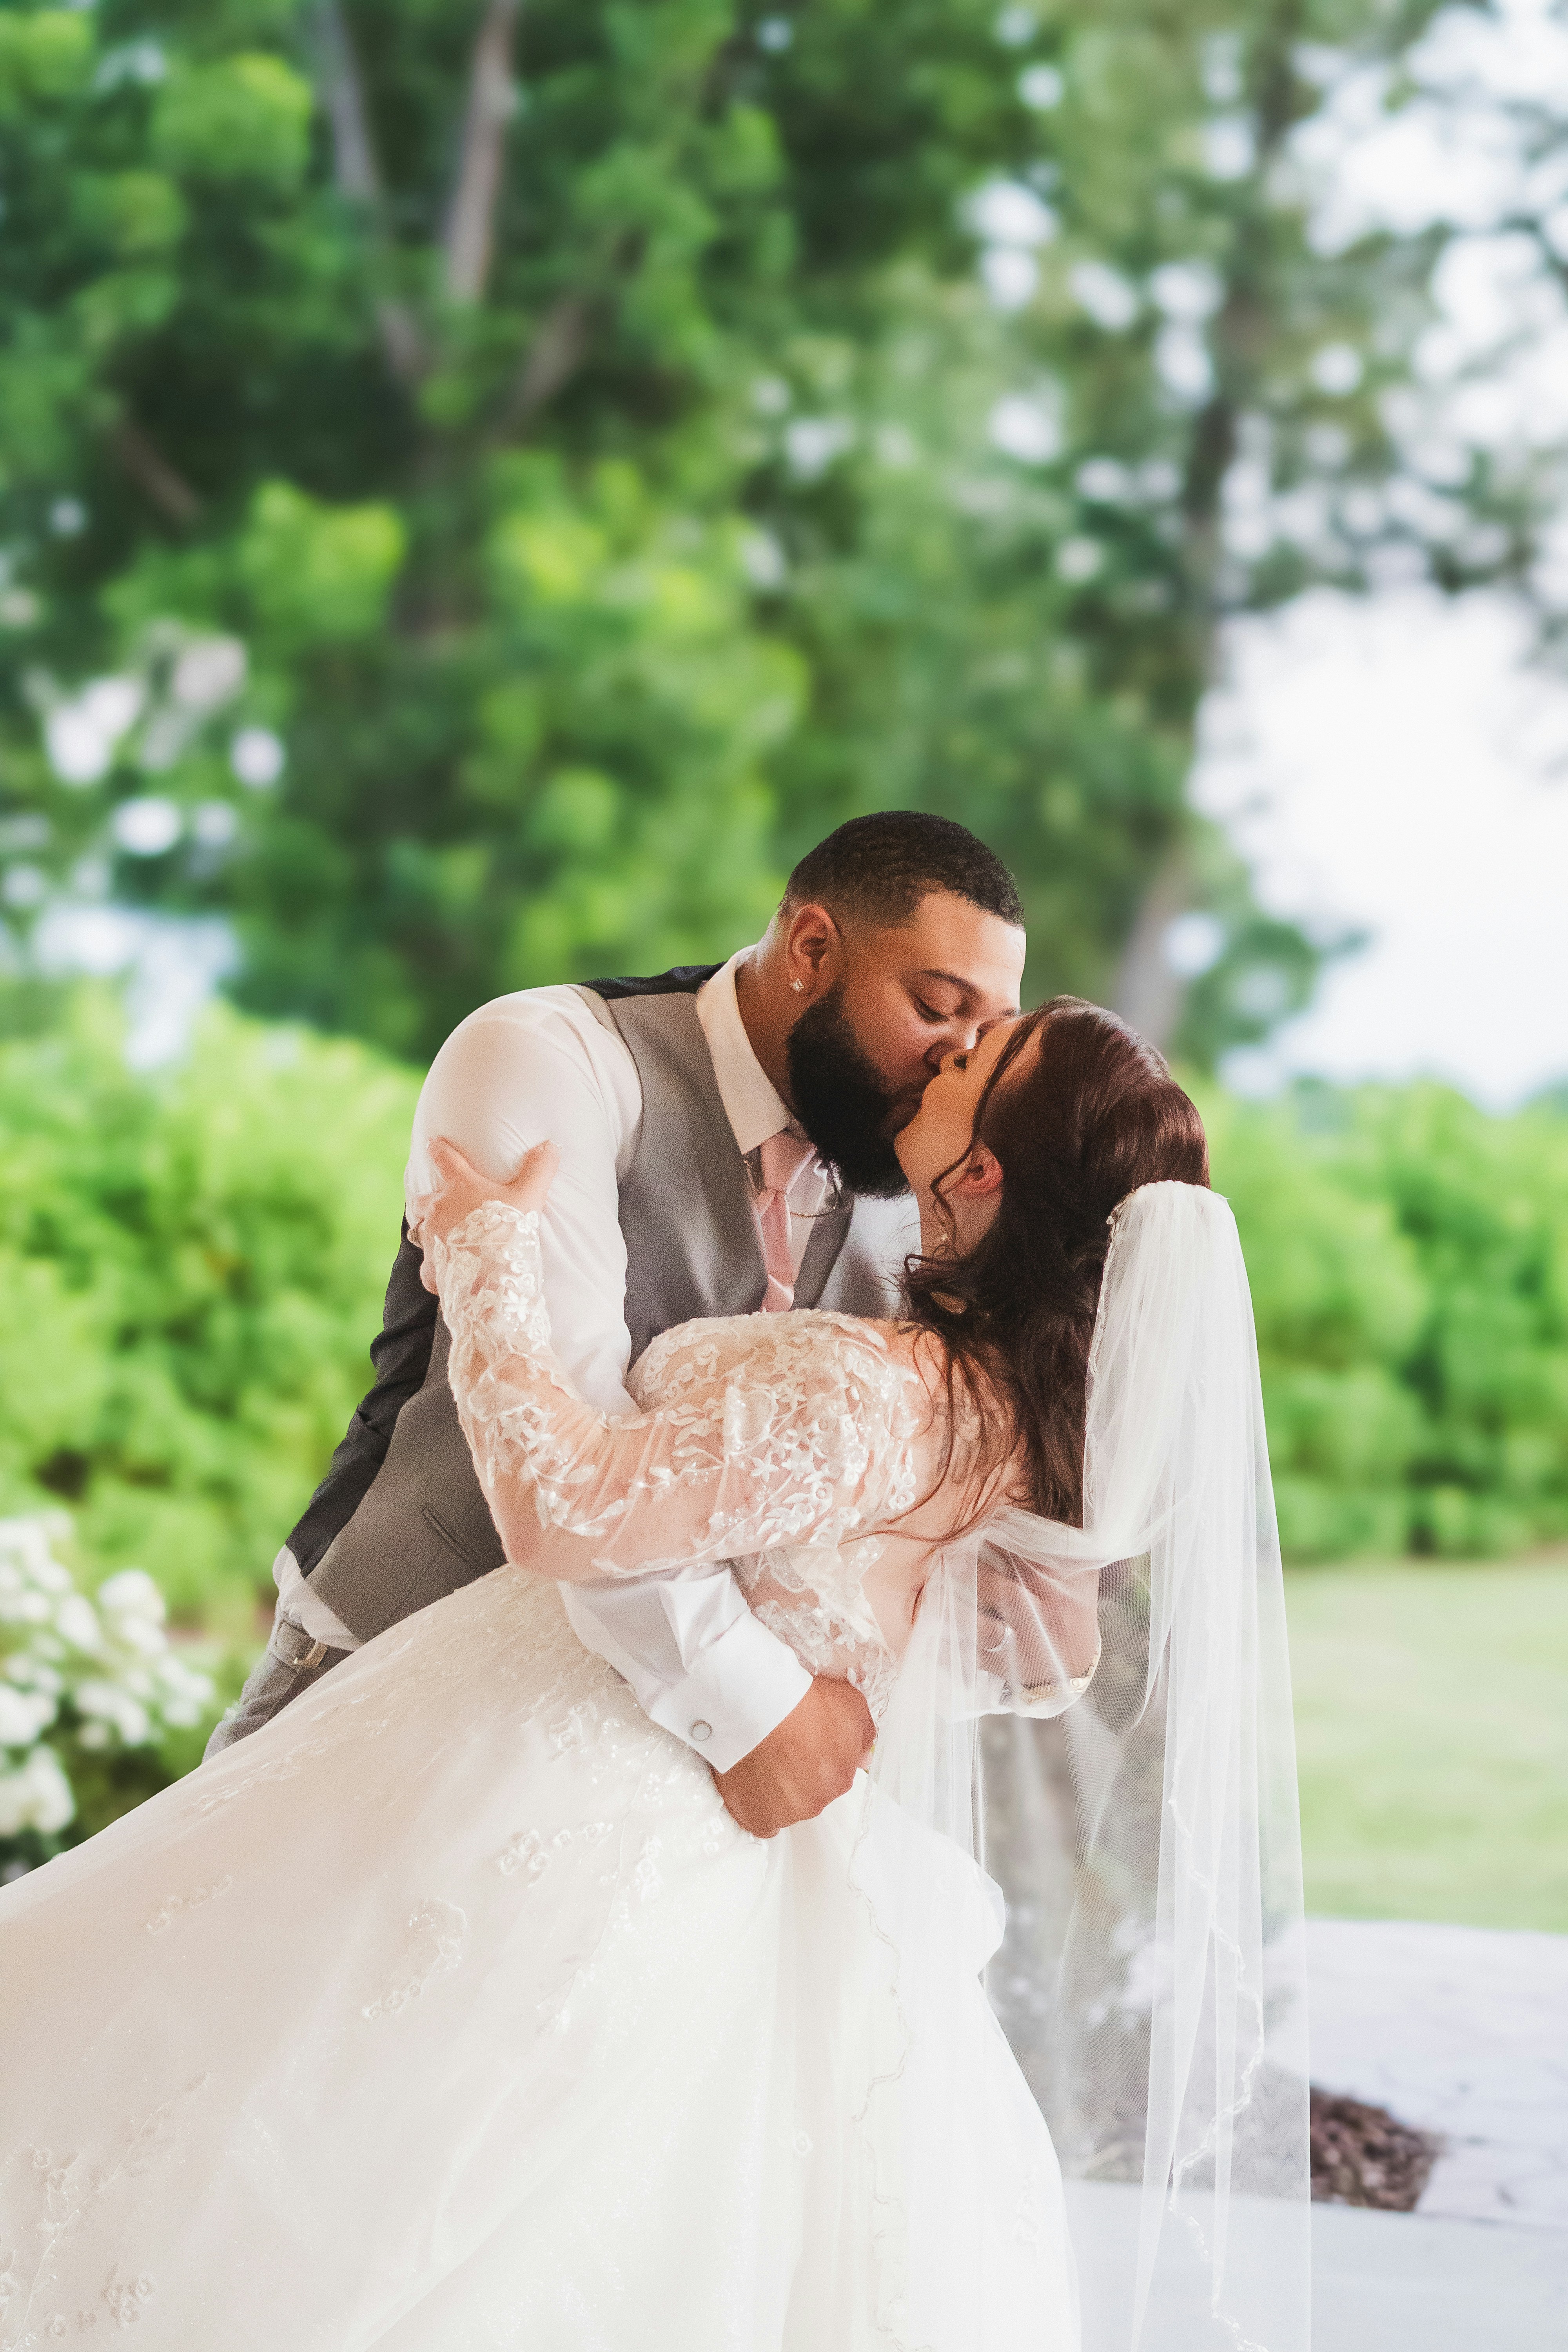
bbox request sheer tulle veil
[860,1180,1310,2352]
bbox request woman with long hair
[0,1000,1307,2352]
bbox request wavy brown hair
[904,997,1210,1524]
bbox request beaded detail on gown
[0,1205,1078,2352]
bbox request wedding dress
[0,1203,1082,2351]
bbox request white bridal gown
[0,1205,1080,2351]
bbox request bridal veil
[860,1180,1310,2352]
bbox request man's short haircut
[784,811,1024,931]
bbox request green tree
[0,0,1514,1064]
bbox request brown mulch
[1310,2085,1442,2211]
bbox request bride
[0,999,1308,2352]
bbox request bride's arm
[429,1189,922,1584]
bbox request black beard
[785,984,912,1199]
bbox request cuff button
[690,1720,713,1743]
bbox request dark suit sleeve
[286,1222,439,1578]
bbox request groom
[209,811,1026,1834]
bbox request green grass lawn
[1285,1559,1568,1932]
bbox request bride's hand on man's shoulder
[412,1137,559,1293]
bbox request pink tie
[755,1130,817,1312]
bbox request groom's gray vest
[300,976,911,1647]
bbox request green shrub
[0,993,417,1633]
[1203,1080,1568,1562]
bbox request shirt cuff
[638,1606,813,1771]
[272,1544,362,1653]
[561,1581,812,1773]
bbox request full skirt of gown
[0,1566,1079,2351]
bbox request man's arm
[408,996,834,1798]
[215,993,868,1817]
[285,1224,437,1578]
[205,1230,433,1754]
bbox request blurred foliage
[1204,1078,1568,1562]
[0,991,416,1630]
[0,0,1509,1066]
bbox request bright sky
[1195,590,1568,1107]
[1190,0,1568,1109]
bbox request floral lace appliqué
[434,1202,925,1723]
[496,1820,613,1882]
[0,2079,210,2345]
[144,1876,233,1936]
[361,1898,468,2021]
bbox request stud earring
[791,978,805,993]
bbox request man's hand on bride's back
[412,1136,560,1294]
[713,1676,875,1838]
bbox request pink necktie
[755,1130,817,1312]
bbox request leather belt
[269,1617,334,1673]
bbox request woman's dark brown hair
[905,996,1210,1525]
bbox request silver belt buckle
[274,1622,329,1672]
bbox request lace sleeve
[433,1200,921,1580]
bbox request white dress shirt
[279,951,848,1769]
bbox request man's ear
[783,899,844,999]
[945,1143,1003,1200]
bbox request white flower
[0,1518,214,1869]
[114,1618,166,1662]
[0,1686,57,1748]
[51,1594,101,1654]
[7,1658,63,1698]
[97,1571,167,1656]
[97,1569,165,1618]
[154,1660,213,1727]
[0,1748,75,1837]
[73,1681,152,1749]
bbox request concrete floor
[1060,1919,1568,2345]
[1065,2182,1568,2350]
[1307,2201,1568,2350]
[1306,1916,1568,2229]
